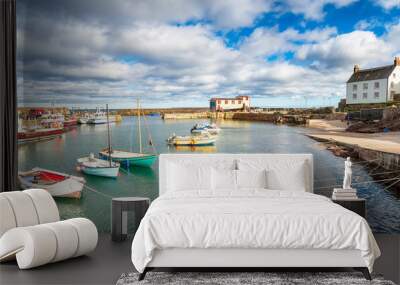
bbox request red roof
[210,96,249,101]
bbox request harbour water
[18,116,400,233]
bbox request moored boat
[78,105,120,178]
[99,149,157,167]
[18,167,85,199]
[77,153,120,178]
[64,116,78,127]
[99,99,157,167]
[39,113,64,125]
[18,109,66,143]
[191,122,221,135]
[87,108,107,124]
[78,113,90,124]
[17,127,64,143]
[167,134,216,146]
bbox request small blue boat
[77,104,120,178]
[77,154,120,178]
[191,123,221,135]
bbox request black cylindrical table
[111,197,150,242]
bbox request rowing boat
[18,167,85,199]
[167,134,216,146]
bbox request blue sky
[17,0,400,108]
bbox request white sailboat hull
[77,157,120,178]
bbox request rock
[346,121,367,132]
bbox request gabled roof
[210,96,248,101]
[347,65,395,83]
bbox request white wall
[216,97,250,110]
[346,78,388,104]
[388,66,400,100]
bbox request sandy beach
[307,130,400,154]
[307,119,348,132]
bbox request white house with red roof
[209,96,250,111]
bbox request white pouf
[0,189,98,269]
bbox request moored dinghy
[77,153,120,178]
[18,167,85,199]
[167,133,216,146]
[78,105,120,178]
[191,122,221,135]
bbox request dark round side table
[111,197,150,242]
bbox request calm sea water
[18,116,400,233]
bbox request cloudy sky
[17,0,400,108]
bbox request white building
[210,96,250,111]
[346,57,400,104]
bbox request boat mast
[137,98,142,154]
[106,104,112,167]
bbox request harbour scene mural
[16,0,400,235]
[17,111,400,233]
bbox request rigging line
[380,175,400,192]
[128,114,133,152]
[313,159,380,171]
[141,109,158,155]
[82,184,113,199]
[315,169,400,183]
[366,163,381,175]
[314,177,400,190]
[137,98,142,154]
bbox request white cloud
[240,26,337,57]
[385,21,400,47]
[240,27,294,57]
[296,30,394,69]
[281,0,357,20]
[373,0,400,10]
[112,23,238,68]
[354,19,383,30]
[17,0,399,108]
[22,0,273,30]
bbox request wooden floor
[0,234,399,285]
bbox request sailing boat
[77,104,120,178]
[99,99,157,167]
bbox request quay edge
[307,134,400,171]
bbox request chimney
[394,57,400,66]
[353,64,360,73]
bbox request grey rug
[117,272,395,285]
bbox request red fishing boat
[17,127,64,143]
[64,117,78,128]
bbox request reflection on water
[172,145,217,153]
[18,117,400,233]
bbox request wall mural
[17,0,400,233]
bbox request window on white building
[363,92,367,99]
[393,73,396,78]
[353,84,357,91]
[352,93,357,99]
[374,92,379,98]
[225,100,228,104]
[231,100,235,104]
[363,83,368,90]
[391,82,395,88]
[374,82,379,89]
